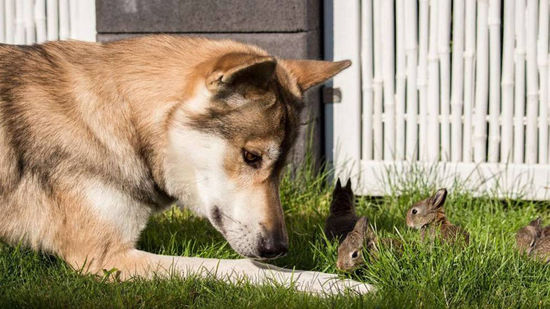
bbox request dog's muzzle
[256,230,288,259]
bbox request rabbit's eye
[412,208,418,215]
[351,251,358,259]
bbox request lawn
[1,161,549,308]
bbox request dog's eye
[351,251,358,259]
[242,149,262,167]
[412,209,418,215]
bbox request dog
[0,35,371,295]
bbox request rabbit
[325,178,359,241]
[531,236,550,263]
[515,217,541,255]
[406,188,469,245]
[336,217,374,271]
[336,216,403,271]
[515,217,550,263]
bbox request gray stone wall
[96,0,324,166]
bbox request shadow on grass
[137,205,341,271]
[134,193,410,276]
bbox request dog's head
[163,51,350,259]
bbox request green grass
[1,162,550,308]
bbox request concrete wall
[96,0,324,166]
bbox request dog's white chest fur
[84,180,152,244]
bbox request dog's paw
[291,271,374,296]
[243,260,374,296]
[323,277,375,295]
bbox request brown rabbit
[531,236,550,263]
[336,217,403,271]
[336,217,374,270]
[515,217,541,255]
[516,217,550,263]
[325,178,359,241]
[406,188,469,245]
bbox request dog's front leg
[102,249,373,295]
[239,259,375,295]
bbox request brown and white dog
[0,36,371,295]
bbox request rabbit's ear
[366,225,376,239]
[431,188,447,209]
[530,217,542,227]
[345,178,352,190]
[353,217,369,236]
[366,238,377,251]
[335,178,342,189]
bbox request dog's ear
[206,53,276,92]
[281,59,351,92]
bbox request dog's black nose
[257,238,288,259]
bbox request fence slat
[330,0,362,176]
[59,0,69,39]
[76,0,95,41]
[463,0,476,163]
[427,0,439,161]
[488,0,501,163]
[474,0,489,163]
[395,0,405,161]
[538,0,549,164]
[548,53,550,164]
[451,0,465,162]
[69,0,77,39]
[46,0,58,41]
[514,0,526,164]
[418,0,429,161]
[372,0,383,161]
[382,0,395,160]
[0,0,5,43]
[405,0,418,161]
[526,0,539,164]
[5,0,14,43]
[438,0,451,161]
[23,0,35,44]
[501,0,515,163]
[361,0,373,161]
[35,0,47,43]
[14,0,24,44]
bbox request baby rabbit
[531,236,550,263]
[515,217,541,255]
[325,178,358,241]
[516,217,550,262]
[406,188,469,245]
[337,216,403,271]
[336,217,375,270]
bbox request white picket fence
[0,0,95,44]
[325,0,550,200]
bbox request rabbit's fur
[336,217,374,270]
[515,217,542,255]
[406,188,469,245]
[336,217,402,271]
[516,217,550,262]
[325,178,359,241]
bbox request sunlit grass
[1,158,550,307]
